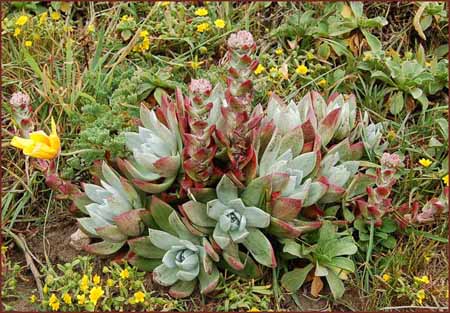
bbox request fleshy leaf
[150,197,177,235]
[169,280,197,298]
[281,263,314,292]
[83,241,124,255]
[242,228,276,267]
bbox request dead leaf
[413,3,429,40]
[311,275,324,297]
[280,63,289,80]
[341,4,353,18]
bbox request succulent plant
[76,162,147,255]
[180,175,276,269]
[9,91,34,136]
[354,152,403,226]
[128,199,220,298]
[280,221,357,299]
[117,103,182,193]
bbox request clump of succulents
[69,30,403,299]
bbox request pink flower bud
[227,30,255,51]
[380,153,402,168]
[188,79,212,96]
[10,91,31,109]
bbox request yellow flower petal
[419,158,432,167]
[29,131,50,145]
[11,136,34,150]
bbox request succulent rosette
[180,175,276,270]
[117,103,182,193]
[128,200,220,298]
[76,162,147,255]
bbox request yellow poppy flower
[29,294,37,303]
[275,47,283,55]
[382,274,391,282]
[25,40,32,47]
[11,117,60,159]
[14,28,21,37]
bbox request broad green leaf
[326,269,345,298]
[280,263,314,292]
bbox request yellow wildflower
[306,52,314,60]
[51,12,61,21]
[318,79,327,88]
[254,64,265,75]
[416,289,426,305]
[87,24,95,33]
[29,294,37,303]
[275,47,283,55]
[16,15,29,26]
[106,279,114,287]
[39,12,48,25]
[14,28,21,37]
[443,174,449,186]
[93,274,101,285]
[196,22,210,33]
[80,275,89,292]
[133,291,145,303]
[296,64,308,75]
[424,255,431,263]
[77,294,86,305]
[248,308,260,312]
[120,268,129,280]
[89,286,104,305]
[382,274,391,282]
[11,117,60,159]
[414,275,430,284]
[43,285,49,294]
[49,294,60,311]
[195,7,208,16]
[63,293,72,304]
[418,158,432,168]
[189,60,204,70]
[140,30,149,38]
[214,19,225,29]
[25,40,32,47]
[121,15,134,22]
